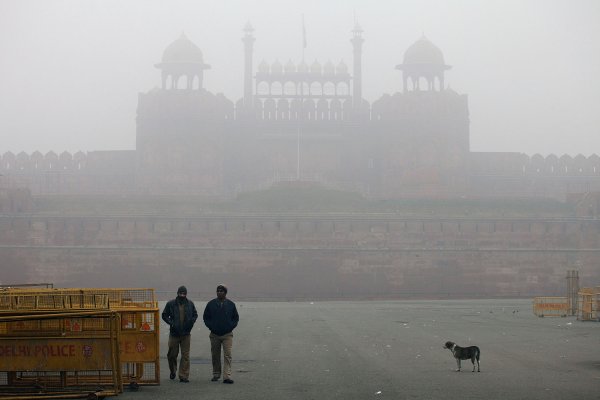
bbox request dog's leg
[456,358,461,372]
[471,357,476,372]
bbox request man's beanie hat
[177,286,187,294]
[216,284,228,294]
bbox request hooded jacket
[203,298,239,336]
[162,297,198,337]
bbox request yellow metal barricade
[0,293,109,314]
[47,289,160,386]
[0,311,122,399]
[1,288,160,386]
[577,287,600,321]
[117,309,160,386]
[532,297,568,317]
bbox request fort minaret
[242,22,255,110]
[350,22,364,109]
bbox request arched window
[310,82,322,96]
[177,75,189,90]
[271,81,283,96]
[298,82,310,97]
[323,82,335,96]
[257,81,269,95]
[283,82,296,96]
[336,82,349,96]
[192,75,201,90]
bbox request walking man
[203,284,239,384]
[162,285,198,382]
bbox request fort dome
[258,60,269,73]
[285,59,296,73]
[161,33,204,64]
[324,60,335,75]
[297,61,309,73]
[403,36,445,65]
[271,59,283,74]
[155,33,210,90]
[336,60,348,74]
[310,60,322,74]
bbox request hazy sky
[0,0,599,156]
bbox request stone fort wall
[2,150,600,198]
[2,214,598,299]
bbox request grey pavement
[121,299,600,400]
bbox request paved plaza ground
[121,299,600,400]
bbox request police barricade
[532,297,568,317]
[0,292,109,314]
[577,287,600,321]
[1,288,160,387]
[0,311,122,399]
[49,289,160,386]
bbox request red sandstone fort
[2,25,599,199]
[1,25,599,298]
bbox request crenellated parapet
[470,152,600,177]
[0,151,87,172]
[0,151,135,195]
[468,152,600,200]
[525,154,600,176]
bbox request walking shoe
[211,377,219,382]
[169,372,176,380]
[180,378,189,383]
[223,379,234,384]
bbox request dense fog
[0,0,599,155]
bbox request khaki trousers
[209,332,233,379]
[167,334,191,379]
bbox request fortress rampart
[3,150,600,199]
[1,214,598,299]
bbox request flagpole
[302,14,306,62]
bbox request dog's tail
[475,347,481,362]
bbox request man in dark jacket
[203,284,239,384]
[162,285,198,382]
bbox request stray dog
[443,341,481,372]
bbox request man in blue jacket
[203,284,239,384]
[161,285,198,382]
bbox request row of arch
[160,73,204,90]
[256,80,351,97]
[257,60,349,75]
[473,153,600,176]
[2,152,600,176]
[1,151,86,171]
[521,154,600,175]
[403,75,446,92]
[253,98,354,121]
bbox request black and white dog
[443,341,481,372]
